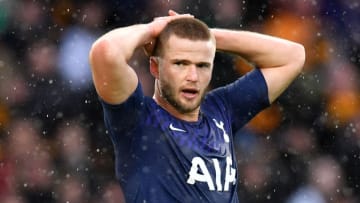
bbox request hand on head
[144,10,193,57]
[150,10,193,37]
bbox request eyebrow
[170,59,191,64]
[170,59,211,66]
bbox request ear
[149,56,159,79]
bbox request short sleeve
[100,82,145,146]
[210,68,270,130]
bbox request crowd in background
[0,0,359,202]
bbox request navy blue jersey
[101,69,269,203]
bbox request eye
[174,61,185,66]
[196,63,210,69]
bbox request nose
[185,65,198,82]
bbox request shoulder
[101,83,155,129]
[206,69,267,103]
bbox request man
[89,10,305,203]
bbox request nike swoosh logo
[169,123,186,132]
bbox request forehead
[162,35,216,62]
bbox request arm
[89,11,192,104]
[211,29,306,103]
[89,24,147,104]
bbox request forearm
[90,12,194,66]
[92,24,152,63]
[211,28,305,103]
[211,29,304,68]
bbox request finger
[169,10,178,16]
[169,13,194,20]
[154,14,193,23]
[143,40,155,57]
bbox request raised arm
[89,11,192,104]
[211,29,306,103]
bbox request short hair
[152,18,212,57]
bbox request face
[154,35,216,114]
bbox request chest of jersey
[139,110,237,193]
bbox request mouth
[181,88,199,99]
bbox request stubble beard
[159,80,204,114]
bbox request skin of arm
[211,29,306,103]
[89,11,192,105]
[89,24,146,105]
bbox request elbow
[89,38,120,68]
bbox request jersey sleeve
[100,82,145,148]
[211,68,270,130]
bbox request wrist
[130,24,154,45]
[147,22,156,39]
[211,28,226,50]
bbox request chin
[177,101,201,114]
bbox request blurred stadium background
[0,0,359,202]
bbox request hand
[149,10,192,37]
[144,10,193,56]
